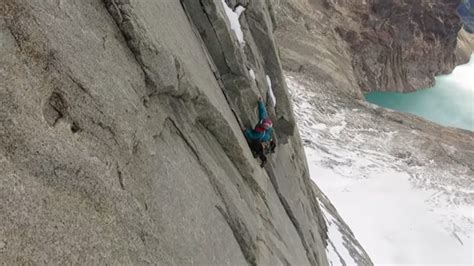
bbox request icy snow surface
[266,75,277,107]
[248,69,256,80]
[319,200,358,265]
[221,1,246,45]
[287,75,474,265]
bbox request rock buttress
[0,0,329,265]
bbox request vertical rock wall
[0,0,330,265]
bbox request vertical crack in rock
[216,205,257,266]
[103,0,259,185]
[163,118,257,266]
[179,0,248,111]
[179,1,323,264]
[180,0,233,76]
[116,163,125,190]
[180,0,264,130]
[102,0,178,98]
[177,2,265,193]
[265,164,319,265]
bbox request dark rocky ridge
[274,0,474,93]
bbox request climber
[243,96,276,167]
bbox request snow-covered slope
[314,185,372,265]
[288,75,474,265]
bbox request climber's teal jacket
[244,100,273,142]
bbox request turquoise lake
[366,55,474,131]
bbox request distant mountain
[458,0,474,32]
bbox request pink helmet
[262,118,273,129]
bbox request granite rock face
[0,0,331,265]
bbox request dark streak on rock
[117,164,125,190]
[265,164,318,265]
[163,117,257,266]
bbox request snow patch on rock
[319,201,358,265]
[221,1,246,45]
[266,75,276,107]
[248,69,256,80]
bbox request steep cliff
[273,0,473,263]
[456,28,474,63]
[0,0,344,265]
[274,0,473,93]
